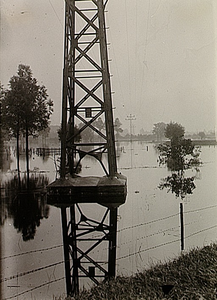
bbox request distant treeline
[2,125,216,148]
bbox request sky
[1,0,217,134]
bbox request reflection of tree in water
[157,122,201,250]
[157,122,201,199]
[116,142,124,162]
[3,175,50,241]
[159,173,197,199]
[0,144,12,226]
[0,140,3,170]
[0,143,11,173]
[0,191,8,226]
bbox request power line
[106,13,125,113]
[138,0,150,111]
[48,0,63,27]
[124,0,131,106]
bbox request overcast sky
[1,0,217,133]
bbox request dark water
[1,142,217,299]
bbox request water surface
[1,142,217,299]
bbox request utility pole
[47,0,127,296]
[126,114,136,168]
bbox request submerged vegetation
[62,244,217,300]
[157,122,201,199]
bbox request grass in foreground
[65,244,217,299]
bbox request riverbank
[65,243,217,300]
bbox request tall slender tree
[2,64,53,185]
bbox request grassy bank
[65,244,217,300]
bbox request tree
[93,117,105,132]
[157,122,201,250]
[157,122,200,197]
[79,125,94,142]
[2,64,53,184]
[198,131,206,140]
[157,138,199,173]
[165,121,185,141]
[0,85,4,143]
[41,127,50,148]
[0,85,4,171]
[0,85,10,143]
[153,122,166,142]
[114,117,123,137]
[57,124,81,143]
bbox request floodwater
[1,141,217,299]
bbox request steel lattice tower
[47,0,127,296]
[60,0,117,178]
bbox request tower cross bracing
[47,0,127,296]
[61,0,117,178]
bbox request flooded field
[1,141,217,299]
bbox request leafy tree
[114,117,123,137]
[93,117,105,132]
[0,85,10,142]
[0,85,4,171]
[41,127,50,147]
[165,121,185,141]
[157,122,201,250]
[157,138,199,173]
[157,122,200,199]
[0,85,3,142]
[79,125,94,142]
[2,64,53,183]
[57,124,81,143]
[198,131,206,140]
[153,122,166,142]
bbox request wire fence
[4,277,65,300]
[2,201,217,299]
